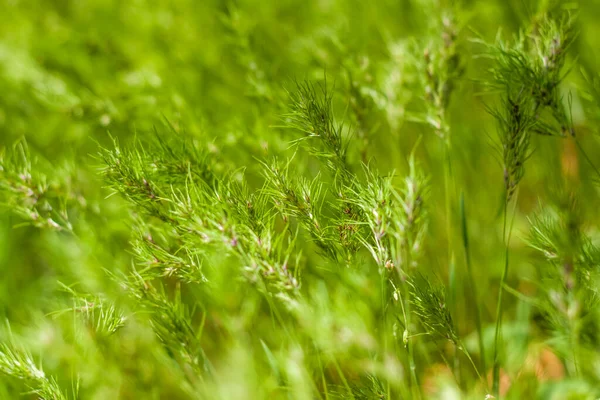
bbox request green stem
[380,275,394,397]
[460,193,486,374]
[568,294,580,377]
[492,193,515,397]
[318,351,330,400]
[403,281,421,400]
[331,356,355,400]
[576,140,600,180]
[407,338,421,399]
[397,263,421,399]
[572,321,580,376]
[443,139,455,305]
[459,341,484,384]
[443,135,460,385]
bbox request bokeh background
[2,0,600,398]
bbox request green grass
[2,0,600,399]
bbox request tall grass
[2,1,600,399]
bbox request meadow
[1,0,600,399]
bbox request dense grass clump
[3,1,600,399]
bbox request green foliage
[409,274,458,344]
[3,1,600,399]
[0,141,74,231]
[0,341,70,400]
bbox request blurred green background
[2,0,600,399]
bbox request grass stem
[460,193,486,374]
[576,140,600,181]
[492,195,509,397]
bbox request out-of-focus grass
[1,0,600,399]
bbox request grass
[2,1,600,399]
